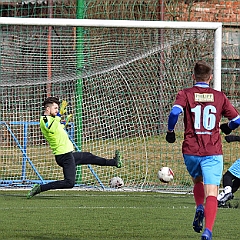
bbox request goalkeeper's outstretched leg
[27,184,41,199]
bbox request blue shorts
[229,159,240,179]
[183,154,223,185]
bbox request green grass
[0,190,240,239]
[1,132,240,190]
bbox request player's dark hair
[43,97,60,108]
[194,60,212,81]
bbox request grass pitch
[0,189,240,240]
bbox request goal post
[0,17,222,191]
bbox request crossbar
[0,17,222,30]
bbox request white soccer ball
[157,167,174,183]
[109,177,124,188]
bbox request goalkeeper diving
[27,97,122,199]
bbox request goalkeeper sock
[223,170,234,187]
[204,196,217,232]
[193,182,204,206]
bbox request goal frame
[0,17,222,189]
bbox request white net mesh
[0,22,216,190]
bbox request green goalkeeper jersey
[40,115,74,155]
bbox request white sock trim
[224,186,232,194]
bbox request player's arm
[167,105,183,131]
[60,114,72,129]
[220,95,240,135]
[166,105,183,143]
[42,115,61,133]
[220,116,240,135]
[228,115,240,130]
[225,135,240,143]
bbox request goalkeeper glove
[220,123,232,135]
[61,114,72,126]
[65,114,72,127]
[166,131,176,143]
[59,100,68,115]
[225,135,240,143]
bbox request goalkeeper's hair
[194,60,213,81]
[43,97,60,108]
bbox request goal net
[0,18,222,191]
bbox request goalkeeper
[218,135,240,207]
[27,97,122,199]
